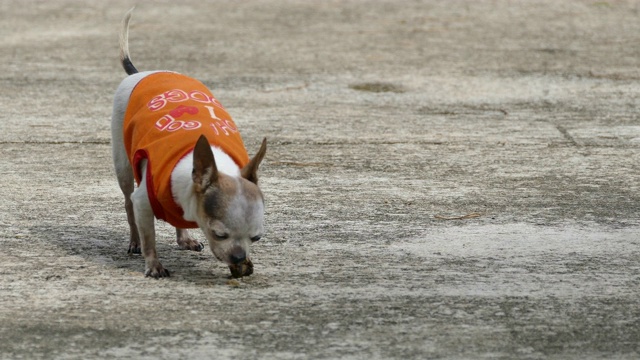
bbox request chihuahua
[111,8,266,278]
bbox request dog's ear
[192,135,218,193]
[241,138,267,185]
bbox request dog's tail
[119,7,139,75]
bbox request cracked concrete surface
[1,1,639,359]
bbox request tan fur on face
[196,173,264,265]
[189,135,266,269]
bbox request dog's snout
[229,248,246,264]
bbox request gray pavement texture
[1,0,639,359]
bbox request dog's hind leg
[112,90,140,253]
[112,82,139,253]
[112,72,160,254]
[121,179,141,254]
[113,137,140,254]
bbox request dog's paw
[128,242,141,254]
[145,263,170,279]
[177,238,204,252]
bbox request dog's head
[191,135,267,277]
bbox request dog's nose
[229,249,246,264]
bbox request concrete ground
[1,0,639,359]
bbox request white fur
[171,146,240,222]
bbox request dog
[111,8,267,278]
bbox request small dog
[111,8,267,278]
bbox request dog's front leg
[131,181,170,278]
[125,195,141,254]
[176,228,204,251]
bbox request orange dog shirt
[123,72,249,228]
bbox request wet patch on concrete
[349,82,405,93]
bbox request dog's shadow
[29,224,234,285]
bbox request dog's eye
[213,232,229,240]
[251,235,261,242]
